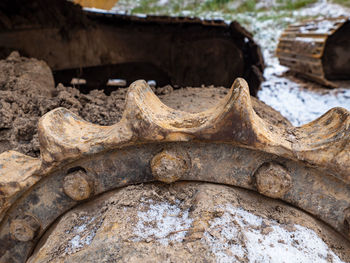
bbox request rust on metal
[254,162,292,199]
[10,215,41,242]
[0,78,349,262]
[276,16,350,87]
[63,169,94,201]
[151,150,190,184]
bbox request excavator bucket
[0,0,264,95]
[74,0,118,10]
[276,16,350,87]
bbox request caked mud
[28,183,350,263]
[1,52,349,263]
[0,52,289,158]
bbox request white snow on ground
[110,0,143,12]
[203,204,345,263]
[218,3,350,126]
[132,200,345,262]
[133,199,193,245]
[253,10,350,126]
[65,216,101,254]
[82,7,114,13]
[258,78,350,126]
[158,0,170,5]
[294,0,350,17]
[242,1,350,126]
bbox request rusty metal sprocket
[0,78,349,262]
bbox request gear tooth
[194,77,271,146]
[293,107,350,181]
[223,77,253,112]
[120,78,263,144]
[221,79,350,181]
[38,107,87,168]
[1,78,350,261]
[38,107,112,170]
[122,79,161,124]
[121,79,186,141]
[38,107,133,172]
[0,151,41,222]
[33,79,350,180]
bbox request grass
[275,0,317,10]
[236,0,257,12]
[204,0,231,9]
[121,0,324,15]
[200,0,258,13]
[332,0,350,7]
[115,0,348,35]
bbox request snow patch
[258,79,350,126]
[133,199,193,245]
[65,216,101,254]
[159,0,169,5]
[298,18,347,34]
[203,204,345,263]
[82,7,114,14]
[294,0,350,18]
[239,1,350,126]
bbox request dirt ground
[28,182,350,263]
[0,52,290,158]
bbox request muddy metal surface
[0,1,349,262]
[0,63,349,262]
[0,52,286,158]
[28,183,350,262]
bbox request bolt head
[151,151,188,184]
[10,215,40,242]
[255,162,292,199]
[63,170,92,201]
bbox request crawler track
[277,16,350,87]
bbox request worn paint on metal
[0,78,349,262]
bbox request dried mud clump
[0,52,291,157]
[0,52,126,157]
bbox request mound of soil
[0,52,290,157]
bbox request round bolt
[63,169,93,201]
[10,214,40,242]
[255,162,292,199]
[151,150,188,184]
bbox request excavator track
[0,78,349,262]
[0,0,264,95]
[276,16,350,87]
